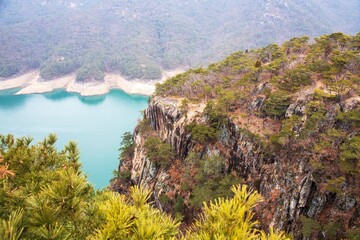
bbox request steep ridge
[112,33,360,239]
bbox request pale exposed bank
[0,69,184,96]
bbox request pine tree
[185,185,290,240]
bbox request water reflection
[43,90,76,102]
[0,90,28,110]
[107,89,149,104]
[78,95,106,106]
[0,88,21,95]
[44,90,107,107]
[0,89,110,109]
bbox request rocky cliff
[116,94,358,235]
[112,33,360,239]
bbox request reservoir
[0,89,148,189]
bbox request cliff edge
[112,33,360,239]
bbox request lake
[0,88,148,189]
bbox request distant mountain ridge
[0,0,359,81]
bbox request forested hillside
[113,32,360,239]
[0,0,359,82]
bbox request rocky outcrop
[119,97,206,194]
[145,97,193,158]
[117,96,359,238]
[113,32,360,239]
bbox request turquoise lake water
[0,89,148,189]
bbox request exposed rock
[118,96,359,238]
[298,176,313,209]
[251,96,266,110]
[326,103,341,120]
[336,195,357,212]
[342,96,359,112]
[254,82,270,94]
[307,193,326,218]
[144,96,205,158]
[285,99,306,118]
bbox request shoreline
[0,69,184,96]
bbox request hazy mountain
[0,0,359,80]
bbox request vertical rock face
[121,97,205,195]
[118,96,359,237]
[145,97,194,158]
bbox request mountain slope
[0,0,359,81]
[112,32,360,239]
